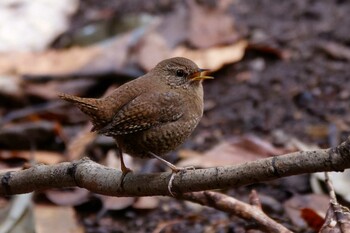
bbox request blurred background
[0,0,350,232]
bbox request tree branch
[1,136,350,197]
[182,191,292,233]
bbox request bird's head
[153,57,213,89]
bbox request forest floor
[1,0,350,232]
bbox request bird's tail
[58,93,106,131]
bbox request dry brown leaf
[100,196,135,211]
[35,151,64,164]
[187,0,239,48]
[133,196,159,210]
[135,0,244,71]
[301,208,324,231]
[156,4,188,48]
[300,208,324,232]
[24,79,98,100]
[45,188,90,206]
[1,47,98,75]
[136,32,171,71]
[34,204,84,233]
[0,32,132,76]
[284,194,329,229]
[178,135,284,168]
[67,125,97,161]
[173,40,247,72]
[0,150,63,165]
[104,149,120,168]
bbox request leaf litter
[1,0,350,232]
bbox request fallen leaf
[178,135,284,168]
[133,196,159,210]
[136,32,171,71]
[187,0,239,48]
[156,4,188,48]
[173,40,247,72]
[34,204,83,233]
[284,194,329,229]
[0,32,133,76]
[66,125,97,161]
[24,79,98,100]
[100,196,135,211]
[45,188,90,206]
[0,150,63,164]
[301,208,324,232]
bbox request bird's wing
[98,92,184,136]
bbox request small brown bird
[59,57,212,191]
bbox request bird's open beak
[190,68,214,81]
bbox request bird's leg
[115,140,132,174]
[116,144,132,188]
[149,152,195,196]
[118,147,132,174]
[149,152,180,172]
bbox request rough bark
[1,136,349,197]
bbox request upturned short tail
[58,93,107,131]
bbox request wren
[59,57,212,192]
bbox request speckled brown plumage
[59,57,212,172]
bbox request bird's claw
[119,168,133,189]
[168,166,196,196]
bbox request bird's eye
[176,69,186,77]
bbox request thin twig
[182,191,292,233]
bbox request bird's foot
[119,165,133,189]
[121,165,133,174]
[119,169,132,189]
[148,152,196,196]
[168,166,195,196]
[117,147,133,188]
[172,166,196,173]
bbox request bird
[59,57,213,193]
